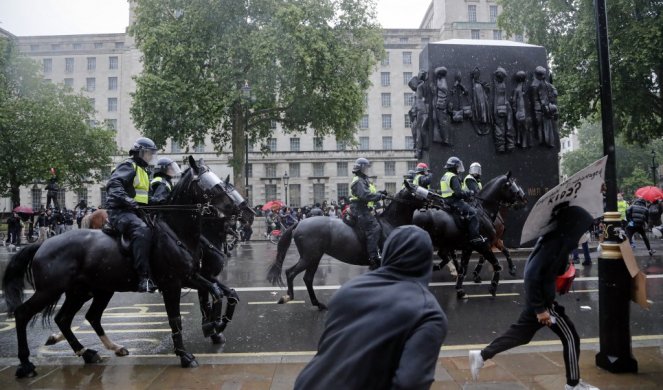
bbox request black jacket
[351,173,383,210]
[149,174,173,205]
[105,157,148,209]
[626,201,648,227]
[295,226,447,390]
[524,206,594,314]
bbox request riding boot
[169,316,185,354]
[132,226,154,292]
[472,259,485,283]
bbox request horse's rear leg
[85,291,129,357]
[455,250,471,299]
[13,291,57,378]
[162,286,198,368]
[482,251,502,297]
[303,262,325,310]
[54,292,102,364]
[472,256,487,283]
[277,258,309,304]
[498,240,516,276]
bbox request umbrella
[13,205,34,214]
[262,200,285,211]
[635,186,663,202]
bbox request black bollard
[595,211,638,373]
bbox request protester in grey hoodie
[295,225,447,390]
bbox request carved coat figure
[492,67,515,153]
[511,71,532,148]
[470,67,492,135]
[433,66,451,146]
[412,70,430,159]
[530,66,557,148]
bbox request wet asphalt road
[0,239,662,363]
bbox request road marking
[247,301,306,305]
[569,289,599,293]
[135,303,194,307]
[75,329,172,334]
[465,293,520,298]
[97,322,168,326]
[101,312,189,318]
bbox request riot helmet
[404,170,416,181]
[352,157,371,175]
[154,157,182,177]
[415,162,429,174]
[468,162,482,178]
[130,137,158,164]
[444,156,465,173]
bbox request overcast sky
[0,0,431,36]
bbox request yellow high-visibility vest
[462,175,482,191]
[132,163,150,204]
[350,176,377,207]
[439,171,456,198]
[151,176,172,192]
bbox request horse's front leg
[455,250,471,299]
[85,291,129,356]
[162,285,198,368]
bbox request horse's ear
[225,174,231,184]
[188,156,199,174]
[506,170,512,179]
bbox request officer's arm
[150,183,170,205]
[352,179,382,202]
[106,162,137,207]
[450,176,464,196]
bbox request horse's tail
[2,243,42,315]
[267,221,298,287]
[81,214,91,229]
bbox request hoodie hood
[377,225,433,284]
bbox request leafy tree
[497,0,663,143]
[0,39,117,207]
[130,0,384,195]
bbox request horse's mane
[380,186,416,220]
[478,174,507,199]
[168,167,196,204]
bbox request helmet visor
[139,149,157,164]
[165,162,182,177]
[457,161,465,173]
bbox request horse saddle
[101,223,132,255]
[342,210,367,242]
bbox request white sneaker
[468,350,484,381]
[565,379,600,390]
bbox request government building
[4,0,524,210]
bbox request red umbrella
[261,200,285,211]
[635,186,663,202]
[13,205,34,214]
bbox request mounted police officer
[350,157,387,269]
[105,137,158,293]
[413,162,432,189]
[149,157,182,205]
[440,156,484,245]
[462,162,483,197]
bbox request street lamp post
[241,81,252,197]
[283,171,289,206]
[651,150,657,186]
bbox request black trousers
[46,191,59,209]
[448,199,480,238]
[108,210,153,278]
[353,206,381,259]
[481,302,580,386]
[626,224,651,251]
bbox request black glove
[125,197,139,209]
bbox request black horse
[267,184,430,309]
[3,157,233,377]
[413,172,525,299]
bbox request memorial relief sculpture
[511,70,532,148]
[470,67,492,136]
[433,66,452,146]
[492,67,515,153]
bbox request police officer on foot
[106,137,158,293]
[413,162,432,189]
[440,157,484,245]
[462,162,483,196]
[149,157,182,205]
[350,157,387,269]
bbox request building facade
[8,0,518,209]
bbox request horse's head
[499,171,526,207]
[391,180,430,208]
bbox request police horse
[267,183,432,309]
[3,157,239,377]
[413,172,525,298]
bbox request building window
[385,182,396,194]
[399,37,409,43]
[171,142,182,153]
[385,161,396,176]
[407,161,417,171]
[265,163,277,178]
[289,162,300,177]
[94,42,103,49]
[402,51,412,65]
[313,162,325,177]
[115,42,124,49]
[314,137,323,151]
[404,92,415,106]
[382,114,392,129]
[43,58,52,73]
[58,189,66,207]
[337,183,349,202]
[493,30,502,40]
[108,98,118,112]
[468,5,477,22]
[404,114,412,128]
[87,57,96,71]
[65,57,74,73]
[381,93,391,108]
[313,183,326,205]
[381,72,390,87]
[359,136,369,150]
[290,137,300,152]
[270,120,277,130]
[337,162,348,177]
[89,98,95,109]
[51,44,61,50]
[381,52,390,66]
[31,188,42,210]
[86,78,96,92]
[490,5,498,23]
[109,56,118,70]
[363,93,368,106]
[336,139,348,150]
[30,44,39,51]
[194,142,205,153]
[403,72,413,85]
[106,119,117,130]
[471,30,481,40]
[382,136,393,150]
[405,136,414,149]
[77,188,88,205]
[247,164,253,178]
[108,77,118,90]
[515,34,524,42]
[267,138,277,152]
[100,188,108,206]
[289,184,301,207]
[360,115,369,129]
[265,184,277,202]
[64,78,74,87]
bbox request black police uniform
[441,170,481,242]
[350,172,384,264]
[149,173,173,205]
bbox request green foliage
[497,0,663,143]
[0,39,117,206]
[130,0,384,193]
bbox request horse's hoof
[211,333,226,345]
[15,362,37,378]
[82,349,102,364]
[115,347,130,357]
[179,352,198,368]
[508,265,517,277]
[456,290,467,299]
[489,286,497,297]
[277,295,290,304]
[473,274,482,283]
[45,334,59,345]
[202,322,215,338]
[316,302,328,311]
